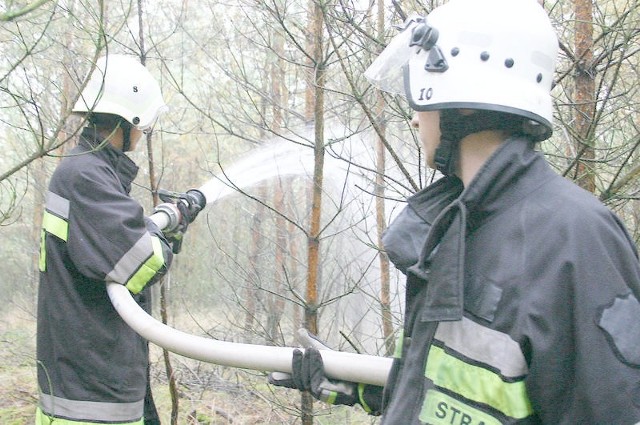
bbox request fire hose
[106,185,392,387]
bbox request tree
[549,0,639,220]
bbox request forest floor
[0,309,376,424]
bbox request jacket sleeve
[66,163,173,294]
[522,205,640,424]
[143,216,174,286]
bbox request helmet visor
[138,104,169,132]
[364,17,421,96]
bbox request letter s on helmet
[72,54,168,131]
[365,0,558,141]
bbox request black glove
[294,347,358,405]
[267,331,383,415]
[157,189,205,253]
[177,189,205,225]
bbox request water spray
[107,142,392,386]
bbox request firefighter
[36,54,201,424]
[269,0,640,423]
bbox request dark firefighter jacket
[378,136,640,424]
[37,129,173,424]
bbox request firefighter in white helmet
[36,54,201,424]
[270,0,640,423]
[71,54,168,152]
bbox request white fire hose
[107,186,392,387]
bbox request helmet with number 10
[366,0,558,141]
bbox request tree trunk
[573,0,596,192]
[304,0,325,353]
[302,1,325,423]
[373,0,395,357]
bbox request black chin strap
[86,114,133,152]
[120,120,133,152]
[435,110,525,176]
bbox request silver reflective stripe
[46,191,70,219]
[106,232,155,285]
[39,392,143,422]
[435,317,528,377]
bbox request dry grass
[0,308,38,425]
[0,309,377,424]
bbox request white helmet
[366,0,558,141]
[72,54,167,131]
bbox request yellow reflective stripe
[420,389,502,425]
[425,345,533,419]
[358,383,373,413]
[42,211,69,241]
[326,391,338,405]
[36,407,143,425]
[40,211,70,272]
[125,236,165,294]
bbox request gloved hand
[156,189,205,253]
[176,189,205,225]
[270,347,359,406]
[268,330,382,415]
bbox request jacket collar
[385,136,553,321]
[460,137,550,228]
[76,128,139,194]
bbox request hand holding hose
[154,189,205,253]
[268,329,383,415]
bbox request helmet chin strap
[120,120,133,152]
[434,109,525,176]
